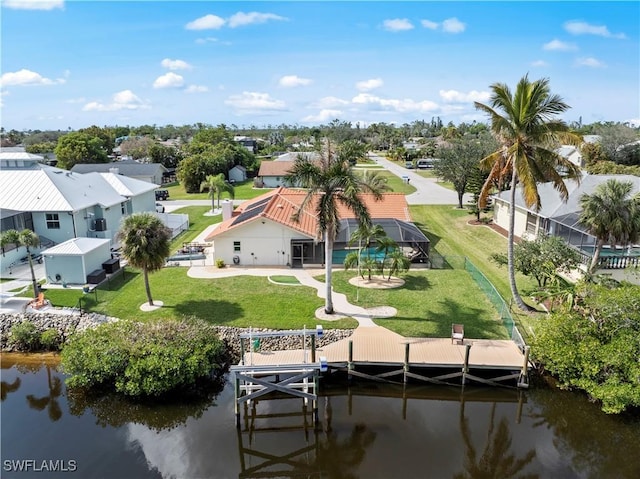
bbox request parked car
[405,160,414,169]
[155,203,165,213]
[155,189,169,201]
[416,159,435,169]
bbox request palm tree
[200,173,235,211]
[286,140,385,314]
[475,74,582,311]
[375,236,399,278]
[116,213,171,306]
[385,249,411,281]
[1,229,41,298]
[579,179,640,274]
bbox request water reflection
[26,366,63,421]
[1,356,640,479]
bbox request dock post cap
[316,325,323,337]
[319,357,328,372]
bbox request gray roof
[43,237,110,255]
[93,172,159,196]
[495,173,640,220]
[0,165,127,212]
[70,160,167,176]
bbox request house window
[121,202,126,214]
[46,213,60,229]
[526,212,537,235]
[233,241,241,252]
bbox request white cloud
[225,91,286,111]
[625,119,640,128]
[312,96,349,108]
[185,85,209,93]
[82,90,148,112]
[356,78,384,92]
[442,17,466,34]
[186,14,225,30]
[153,72,184,89]
[352,93,438,113]
[65,97,86,104]
[421,19,439,30]
[0,68,65,87]
[302,109,343,123]
[576,57,606,68]
[279,75,312,87]
[439,89,490,103]
[161,58,192,71]
[564,21,625,39]
[2,0,63,10]
[543,39,577,51]
[383,18,414,32]
[228,12,287,28]
[531,60,549,67]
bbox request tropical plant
[285,140,384,314]
[116,213,171,306]
[384,249,411,280]
[200,173,235,211]
[375,235,398,277]
[579,179,640,274]
[1,229,41,297]
[475,74,582,311]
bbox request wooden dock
[241,326,530,388]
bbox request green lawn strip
[328,270,507,340]
[165,180,266,201]
[409,205,542,340]
[44,268,357,330]
[415,171,456,191]
[269,275,301,285]
[169,206,219,250]
[355,169,416,195]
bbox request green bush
[40,328,61,350]
[215,259,225,268]
[10,321,40,350]
[61,318,228,397]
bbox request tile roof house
[71,160,167,185]
[492,173,640,281]
[0,152,159,277]
[256,153,321,188]
[206,187,429,267]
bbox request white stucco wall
[130,191,156,213]
[213,219,309,266]
[261,176,286,188]
[493,199,529,239]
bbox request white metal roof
[0,151,44,161]
[0,166,127,212]
[43,237,110,255]
[93,172,159,196]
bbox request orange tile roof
[206,187,411,241]
[257,161,295,177]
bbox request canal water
[1,354,639,479]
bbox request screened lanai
[332,218,430,264]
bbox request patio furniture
[451,324,464,344]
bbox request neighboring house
[557,145,583,168]
[206,187,429,268]
[229,165,247,183]
[257,153,321,188]
[71,160,168,185]
[234,136,257,154]
[0,152,159,276]
[492,173,640,280]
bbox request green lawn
[409,205,542,339]
[44,268,357,330]
[168,206,220,250]
[415,170,456,191]
[329,270,508,339]
[356,169,416,195]
[165,180,266,201]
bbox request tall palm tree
[385,249,411,281]
[579,179,640,274]
[286,140,384,314]
[1,229,41,298]
[116,213,171,306]
[200,173,235,211]
[475,74,582,311]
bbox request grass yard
[356,169,416,195]
[43,267,357,330]
[329,270,508,339]
[409,205,542,339]
[269,275,301,285]
[165,180,266,201]
[415,170,456,191]
[169,206,220,249]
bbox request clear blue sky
[1,0,638,130]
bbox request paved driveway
[368,153,471,206]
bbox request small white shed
[229,165,247,183]
[43,238,112,286]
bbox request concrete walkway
[188,265,394,328]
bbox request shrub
[10,321,40,350]
[40,328,61,350]
[61,317,228,397]
[216,259,225,268]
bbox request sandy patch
[348,275,404,289]
[140,300,163,312]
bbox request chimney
[222,200,233,221]
[109,167,119,175]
